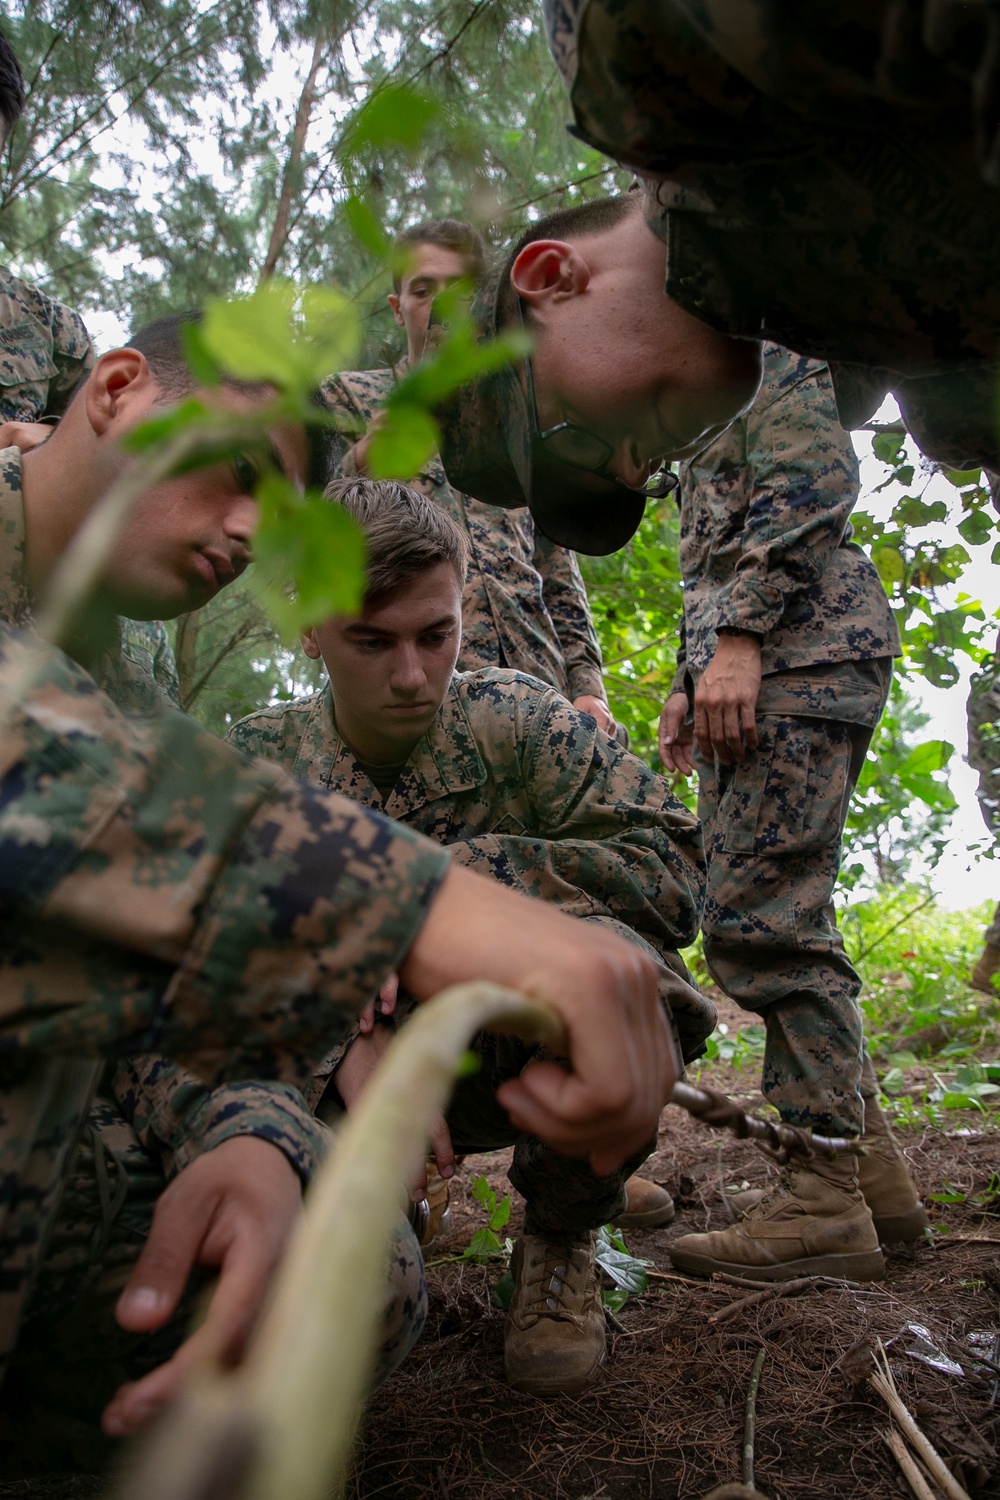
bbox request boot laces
[521,1238,592,1318]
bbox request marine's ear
[84,348,157,438]
[301,627,323,660]
[511,239,591,306]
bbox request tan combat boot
[505,1231,606,1395]
[669,1154,884,1282]
[971,943,1000,995]
[613,1173,676,1230]
[857,1063,927,1243]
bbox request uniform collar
[311,677,487,810]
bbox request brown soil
[350,998,1000,1500]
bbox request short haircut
[324,476,469,606]
[0,27,24,142]
[392,218,488,292]
[121,312,335,490]
[496,193,640,328]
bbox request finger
[115,1188,212,1332]
[741,698,759,754]
[358,997,377,1034]
[694,705,713,763]
[723,701,744,763]
[429,1115,455,1179]
[706,703,731,764]
[379,973,399,1018]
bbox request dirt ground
[2,998,999,1500]
[350,998,1000,1500]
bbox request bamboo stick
[885,1428,941,1500]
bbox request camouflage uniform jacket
[670,344,900,712]
[228,667,711,1069]
[544,0,1000,468]
[322,368,605,699]
[0,473,448,1365]
[0,267,93,423]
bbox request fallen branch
[710,1274,867,1326]
[742,1348,766,1489]
[885,1428,940,1500]
[871,1342,971,1500]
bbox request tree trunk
[259,32,325,282]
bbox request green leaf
[957,510,996,547]
[493,1270,515,1310]
[872,432,905,464]
[252,475,367,638]
[348,85,439,153]
[899,740,953,777]
[595,1225,649,1294]
[873,545,905,586]
[463,1227,504,1263]
[891,496,946,528]
[490,1194,511,1234]
[601,1288,629,1314]
[202,281,360,394]
[343,195,389,257]
[880,1066,907,1095]
[928,1191,967,1204]
[367,403,439,479]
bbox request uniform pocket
[720,718,850,858]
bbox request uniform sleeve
[0,626,450,1085]
[44,301,94,419]
[532,532,606,700]
[704,362,861,639]
[448,691,705,954]
[669,615,689,700]
[111,1055,329,1183]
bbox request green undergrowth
[692,887,1000,1130]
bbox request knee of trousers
[370,1215,428,1390]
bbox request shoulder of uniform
[317,366,393,414]
[228,690,325,741]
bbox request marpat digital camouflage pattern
[969,638,1000,949]
[231,664,713,1229]
[322,368,605,700]
[0,457,448,1371]
[544,0,1000,467]
[672,346,898,1137]
[0,266,93,423]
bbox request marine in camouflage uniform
[0,264,179,709]
[968,636,1000,993]
[663,345,929,1281]
[323,367,606,703]
[668,344,899,1138]
[543,0,1000,469]
[0,447,431,1452]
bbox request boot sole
[505,1348,606,1397]
[668,1247,885,1282]
[613,1202,676,1230]
[872,1204,928,1244]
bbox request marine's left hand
[102,1136,303,1436]
[572,694,615,736]
[694,633,762,765]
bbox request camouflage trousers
[694,659,893,1138]
[0,1094,426,1475]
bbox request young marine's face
[302,561,463,764]
[388,243,475,361]
[513,211,762,483]
[103,385,309,620]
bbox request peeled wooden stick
[871,1343,970,1500]
[885,1428,940,1500]
[117,982,565,1500]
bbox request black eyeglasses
[517,299,675,498]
